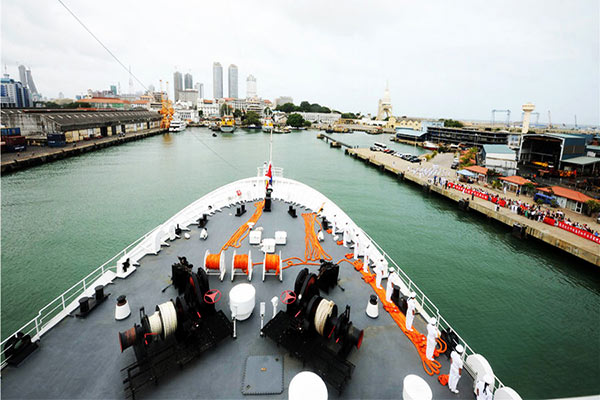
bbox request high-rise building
[228,64,238,98]
[173,71,183,101]
[213,62,223,99]
[25,69,38,95]
[195,83,204,99]
[184,73,193,90]
[18,65,27,87]
[1,74,31,108]
[246,75,257,98]
[110,85,118,96]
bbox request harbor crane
[491,109,511,128]
[548,111,552,128]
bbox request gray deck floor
[2,200,474,399]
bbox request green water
[2,129,599,398]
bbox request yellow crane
[159,79,174,129]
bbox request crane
[491,109,511,128]
[548,110,552,128]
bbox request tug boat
[262,118,274,133]
[0,160,521,399]
[219,115,236,133]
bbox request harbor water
[1,128,599,398]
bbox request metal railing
[0,225,159,369]
[360,229,505,392]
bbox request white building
[178,89,198,106]
[175,109,199,123]
[246,97,264,115]
[482,144,517,176]
[198,100,220,118]
[223,98,247,112]
[297,112,341,124]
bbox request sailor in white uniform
[317,229,324,242]
[199,228,208,240]
[405,292,416,331]
[425,317,439,360]
[475,374,494,400]
[447,344,464,393]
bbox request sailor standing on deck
[476,375,494,400]
[447,344,464,394]
[426,317,440,360]
[405,292,416,331]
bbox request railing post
[34,318,39,336]
[61,294,65,310]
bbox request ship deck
[2,199,474,399]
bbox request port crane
[491,109,511,127]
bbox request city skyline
[1,0,598,125]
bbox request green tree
[220,103,233,117]
[342,112,357,119]
[233,108,242,118]
[244,111,261,126]
[264,107,273,117]
[299,101,311,112]
[443,119,464,128]
[198,110,204,118]
[276,102,297,113]
[585,199,600,216]
[287,113,306,128]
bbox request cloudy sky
[2,0,598,125]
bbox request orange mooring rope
[264,254,280,273]
[220,200,265,253]
[233,254,249,274]
[337,257,447,376]
[301,213,332,262]
[205,253,221,270]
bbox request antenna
[269,125,273,164]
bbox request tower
[521,103,535,134]
[173,71,183,101]
[228,64,238,98]
[213,62,223,99]
[246,74,257,98]
[18,65,27,87]
[376,82,392,120]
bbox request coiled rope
[264,254,280,273]
[233,254,249,273]
[205,253,222,270]
[220,200,265,253]
[314,299,335,336]
[157,301,178,339]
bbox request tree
[342,112,357,119]
[264,107,273,117]
[244,111,261,126]
[299,101,311,112]
[198,110,204,118]
[287,113,306,128]
[276,102,297,113]
[233,108,242,118]
[443,119,464,128]
[585,199,600,216]
[220,103,232,117]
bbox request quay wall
[1,127,167,174]
[340,146,599,267]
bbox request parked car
[451,161,459,169]
[370,146,379,151]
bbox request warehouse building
[0,109,162,144]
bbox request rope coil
[264,254,280,273]
[157,301,178,339]
[314,299,335,336]
[205,253,221,270]
[233,254,249,273]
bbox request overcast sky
[2,0,598,125]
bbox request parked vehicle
[451,161,459,169]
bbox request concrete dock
[1,127,167,174]
[341,146,599,267]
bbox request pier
[1,127,167,174]
[316,133,355,148]
[339,146,599,267]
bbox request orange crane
[159,79,174,129]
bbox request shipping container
[1,135,26,152]
[47,133,66,148]
[1,127,22,137]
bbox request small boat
[220,116,236,133]
[423,141,439,150]
[168,120,186,132]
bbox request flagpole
[269,125,273,164]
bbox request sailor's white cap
[455,344,464,354]
[409,291,416,298]
[483,374,493,384]
[428,316,437,325]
